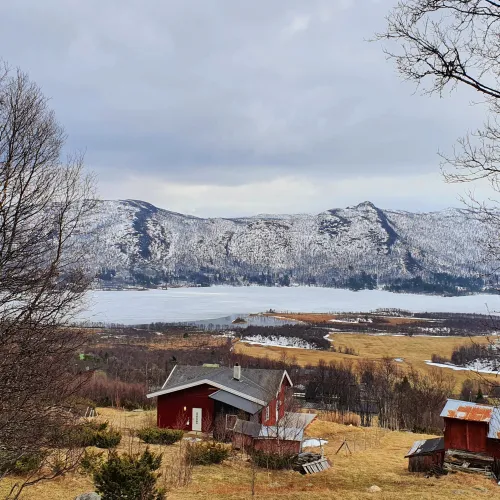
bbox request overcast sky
[0,0,492,217]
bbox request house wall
[232,432,254,450]
[261,376,291,426]
[157,384,218,432]
[486,439,500,459]
[444,418,488,453]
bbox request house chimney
[233,363,241,381]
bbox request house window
[265,406,270,421]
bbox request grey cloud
[0,0,487,191]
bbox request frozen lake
[76,286,500,325]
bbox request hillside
[2,408,497,500]
[91,200,495,294]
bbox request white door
[192,408,202,432]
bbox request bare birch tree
[0,63,97,496]
[377,1,500,269]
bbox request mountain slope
[91,200,494,294]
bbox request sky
[0,0,492,217]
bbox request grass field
[2,408,499,499]
[236,332,497,389]
[267,312,429,325]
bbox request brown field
[268,312,426,325]
[93,332,229,351]
[2,407,500,499]
[236,333,498,389]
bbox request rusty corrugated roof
[440,399,493,422]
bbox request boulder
[75,493,101,500]
[367,485,382,493]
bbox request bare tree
[376,1,500,375]
[377,1,500,248]
[0,63,97,497]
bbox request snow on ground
[394,358,404,363]
[418,327,451,334]
[241,335,315,349]
[302,439,328,448]
[329,317,373,324]
[425,359,500,374]
[77,286,500,325]
[212,331,236,338]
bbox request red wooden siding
[487,439,500,459]
[157,383,218,432]
[253,438,301,454]
[261,376,290,426]
[408,451,444,473]
[232,433,301,454]
[444,418,488,453]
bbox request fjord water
[77,286,500,325]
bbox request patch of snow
[329,317,373,324]
[418,327,451,334]
[394,358,404,362]
[212,331,236,339]
[241,335,315,349]
[425,359,500,374]
[302,439,328,448]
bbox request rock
[75,493,101,500]
[367,485,382,493]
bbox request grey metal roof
[152,365,288,404]
[487,407,500,440]
[259,426,304,442]
[283,412,316,429]
[232,418,304,442]
[405,437,444,458]
[233,419,262,437]
[209,390,263,415]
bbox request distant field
[2,407,498,500]
[268,312,427,325]
[235,332,496,389]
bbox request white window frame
[265,405,270,421]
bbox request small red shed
[440,399,500,459]
[405,437,444,472]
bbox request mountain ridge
[91,199,494,294]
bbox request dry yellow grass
[268,312,425,325]
[236,333,498,389]
[2,408,500,499]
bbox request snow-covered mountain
[91,200,495,294]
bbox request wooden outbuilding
[405,437,444,472]
[407,399,500,478]
[231,412,316,455]
[440,399,500,459]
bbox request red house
[147,364,294,433]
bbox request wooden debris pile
[293,452,331,474]
[443,449,496,479]
[424,464,447,478]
